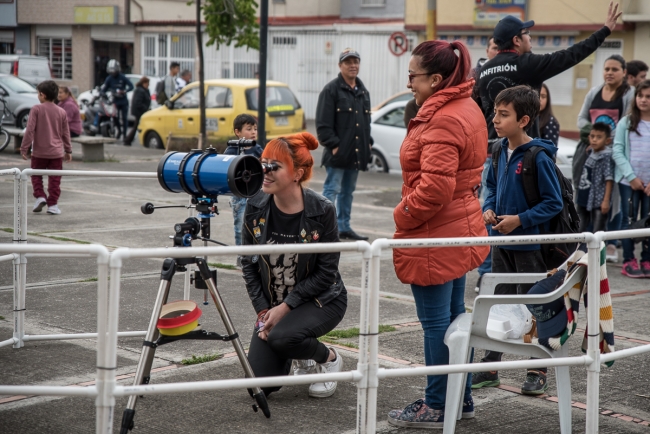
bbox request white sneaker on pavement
[291,359,316,376]
[606,244,618,263]
[33,197,47,212]
[47,205,61,215]
[309,347,342,398]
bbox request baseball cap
[525,269,568,340]
[339,48,361,63]
[493,15,535,44]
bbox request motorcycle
[81,88,119,138]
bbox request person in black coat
[124,76,151,146]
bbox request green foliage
[318,325,396,348]
[194,0,260,50]
[208,262,238,270]
[1,228,13,233]
[181,352,223,365]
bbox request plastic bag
[487,304,534,340]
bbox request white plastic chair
[442,265,586,434]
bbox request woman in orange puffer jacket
[387,40,490,429]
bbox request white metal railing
[2,168,650,433]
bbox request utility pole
[196,0,207,148]
[426,0,437,41]
[257,0,268,146]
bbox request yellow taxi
[137,79,305,149]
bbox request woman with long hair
[387,40,489,428]
[577,54,634,262]
[124,76,151,146]
[57,86,82,138]
[242,132,347,399]
[539,83,560,146]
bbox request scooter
[81,89,119,138]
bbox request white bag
[487,304,534,340]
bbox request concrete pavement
[1,131,650,433]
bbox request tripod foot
[253,392,271,418]
[120,408,135,434]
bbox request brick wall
[18,0,126,25]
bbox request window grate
[37,37,72,80]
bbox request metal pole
[356,248,372,434]
[257,0,269,146]
[365,243,382,434]
[196,0,207,148]
[426,0,437,41]
[585,235,602,434]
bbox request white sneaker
[291,359,316,376]
[606,244,618,263]
[33,197,47,212]
[309,347,342,398]
[47,205,61,215]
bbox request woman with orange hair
[242,132,347,399]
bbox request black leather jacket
[241,188,346,314]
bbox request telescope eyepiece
[262,163,279,173]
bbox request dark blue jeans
[322,167,359,232]
[619,183,650,262]
[411,276,472,410]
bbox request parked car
[557,136,578,181]
[0,55,51,87]
[371,90,412,112]
[137,79,306,149]
[368,101,408,173]
[0,74,39,128]
[78,74,162,123]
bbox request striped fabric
[534,243,615,366]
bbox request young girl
[539,83,560,146]
[612,80,650,278]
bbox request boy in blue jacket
[472,85,563,395]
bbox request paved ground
[1,126,650,433]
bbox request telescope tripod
[119,256,270,433]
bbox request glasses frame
[518,29,531,38]
[408,72,432,84]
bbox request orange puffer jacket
[393,80,490,286]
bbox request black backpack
[155,79,168,105]
[492,144,580,269]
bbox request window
[374,107,406,128]
[246,86,300,111]
[0,76,36,93]
[206,86,233,108]
[173,87,200,109]
[272,36,297,46]
[142,33,195,78]
[38,37,71,80]
[362,0,386,5]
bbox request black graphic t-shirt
[266,200,303,306]
[588,87,624,135]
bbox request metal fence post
[585,234,602,433]
[365,240,384,433]
[356,242,372,434]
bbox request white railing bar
[20,169,157,178]
[22,331,146,342]
[378,356,593,379]
[24,253,95,258]
[0,253,17,263]
[0,168,21,176]
[600,343,650,363]
[0,385,98,397]
[114,371,363,397]
[0,338,17,348]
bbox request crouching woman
[242,132,347,398]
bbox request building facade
[406,0,646,137]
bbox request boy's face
[493,102,529,139]
[589,130,610,151]
[37,92,46,103]
[234,123,257,141]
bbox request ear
[430,73,444,88]
[295,167,305,182]
[606,137,612,145]
[518,114,531,129]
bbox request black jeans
[577,205,608,233]
[115,103,129,138]
[482,247,547,373]
[247,294,347,396]
[124,115,141,144]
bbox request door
[167,86,201,136]
[205,85,234,140]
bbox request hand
[21,153,28,160]
[604,2,622,32]
[630,177,644,191]
[332,147,339,155]
[644,183,650,196]
[483,209,497,225]
[64,153,72,163]
[601,200,611,214]
[493,215,521,235]
[262,303,291,335]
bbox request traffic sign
[388,32,408,57]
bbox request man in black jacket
[477,2,622,143]
[316,48,372,241]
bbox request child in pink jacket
[20,80,72,215]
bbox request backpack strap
[521,146,546,207]
[491,146,501,176]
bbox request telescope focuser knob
[141,202,155,215]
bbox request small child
[576,122,614,233]
[225,114,263,267]
[21,80,72,215]
[474,85,563,395]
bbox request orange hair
[261,132,319,184]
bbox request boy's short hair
[36,80,58,102]
[494,85,540,129]
[591,122,611,138]
[233,114,257,132]
[170,62,180,69]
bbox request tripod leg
[195,259,271,418]
[120,259,176,433]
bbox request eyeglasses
[518,30,530,37]
[408,72,431,83]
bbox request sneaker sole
[387,416,443,429]
[521,384,549,396]
[462,411,475,419]
[621,270,645,278]
[471,379,500,389]
[47,211,61,215]
[308,385,337,398]
[33,202,46,212]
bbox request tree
[201,0,260,50]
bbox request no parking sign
[388,32,408,57]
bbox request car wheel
[145,131,164,149]
[16,110,29,129]
[368,149,389,173]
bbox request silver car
[0,74,39,128]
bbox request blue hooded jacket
[483,138,563,251]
